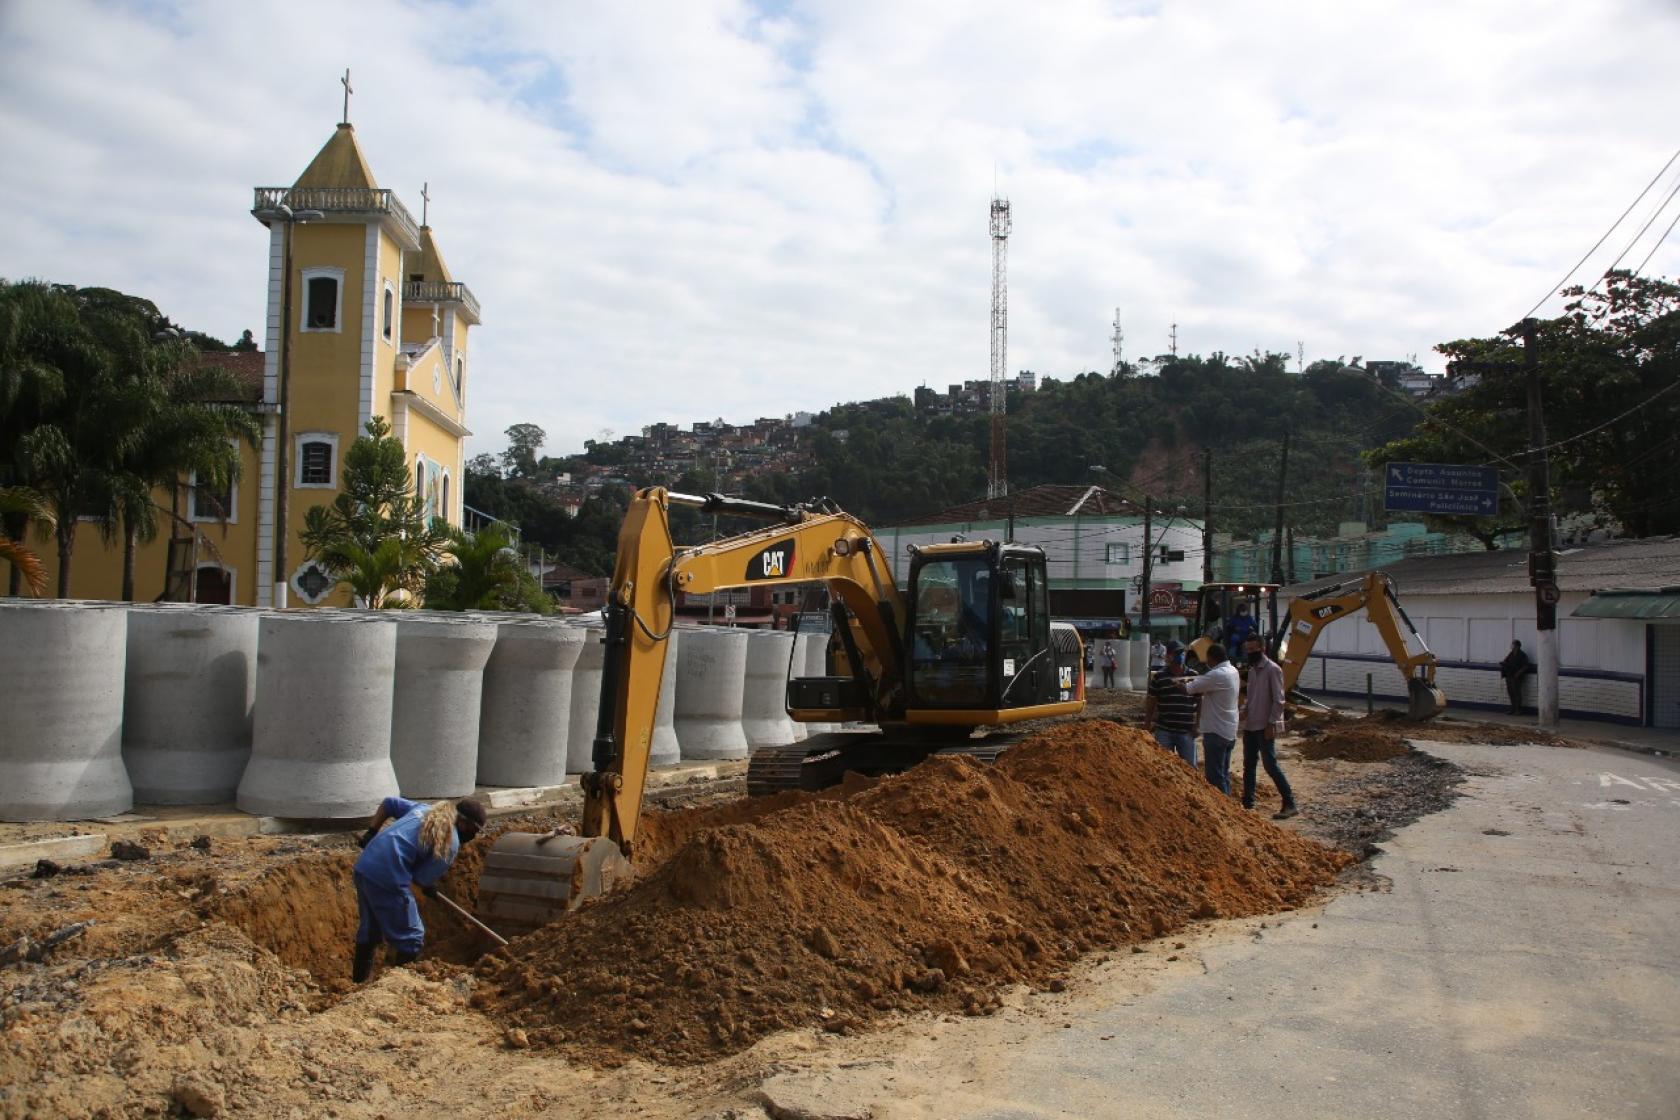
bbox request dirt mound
[1295,729,1413,763]
[484,721,1352,1064]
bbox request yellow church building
[39,117,477,607]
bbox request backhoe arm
[580,488,908,854]
[1277,572,1440,695]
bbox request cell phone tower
[1111,307,1124,377]
[987,196,1012,499]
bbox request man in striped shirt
[1145,641,1199,766]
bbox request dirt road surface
[3,711,1670,1119]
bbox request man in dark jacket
[1500,640,1532,715]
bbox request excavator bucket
[1407,678,1448,721]
[476,832,632,939]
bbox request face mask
[1246,650,1263,665]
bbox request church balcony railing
[403,280,482,322]
[252,187,420,246]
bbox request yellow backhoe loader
[1187,572,1447,721]
[478,488,1085,933]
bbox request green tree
[1368,272,1680,540]
[424,523,551,613]
[301,416,443,607]
[501,422,546,478]
[0,486,53,596]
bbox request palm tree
[0,487,54,596]
[99,341,261,601]
[0,281,69,596]
[426,523,524,610]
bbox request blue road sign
[1383,461,1499,516]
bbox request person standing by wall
[1149,635,1166,674]
[1179,642,1240,794]
[1100,642,1118,689]
[1500,640,1532,715]
[1240,633,1297,820]
[1145,641,1198,767]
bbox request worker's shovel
[424,887,510,948]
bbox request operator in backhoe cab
[351,796,487,983]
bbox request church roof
[412,226,453,283]
[293,124,378,190]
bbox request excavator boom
[1276,571,1447,720]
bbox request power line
[1588,170,1680,299]
[1522,145,1680,320]
[1631,197,1680,278]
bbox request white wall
[1288,587,1649,723]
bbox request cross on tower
[340,68,353,125]
[420,181,430,227]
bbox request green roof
[1571,589,1680,620]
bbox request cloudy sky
[3,0,1676,459]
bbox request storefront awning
[1572,589,1680,620]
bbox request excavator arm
[1275,571,1446,720]
[581,487,909,855]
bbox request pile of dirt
[484,721,1353,1065]
[1295,729,1413,763]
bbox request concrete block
[0,602,132,821]
[673,626,751,760]
[0,833,108,870]
[390,617,498,798]
[565,625,607,774]
[742,630,799,748]
[1130,638,1151,691]
[237,613,399,819]
[650,629,683,767]
[800,626,838,733]
[122,605,259,805]
[477,621,585,787]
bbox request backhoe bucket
[476,832,631,939]
[1407,678,1447,721]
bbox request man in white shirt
[1178,642,1240,794]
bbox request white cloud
[2,0,1676,461]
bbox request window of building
[455,355,464,394]
[440,472,450,525]
[382,282,394,341]
[189,469,236,523]
[414,457,427,515]
[1105,543,1129,565]
[195,564,234,605]
[295,432,339,488]
[301,268,344,332]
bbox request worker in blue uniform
[351,795,488,983]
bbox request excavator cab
[1188,582,1281,668]
[903,542,1065,713]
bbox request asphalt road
[758,740,1680,1120]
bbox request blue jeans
[1203,733,1235,794]
[1154,728,1196,768]
[1242,729,1296,810]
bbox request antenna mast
[987,196,1012,499]
[1111,307,1124,376]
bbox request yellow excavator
[478,488,1085,933]
[1187,572,1447,721]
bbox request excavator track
[746,729,1027,796]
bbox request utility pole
[1270,430,1290,585]
[1140,496,1154,632]
[1201,448,1214,587]
[1286,525,1296,585]
[1523,319,1559,726]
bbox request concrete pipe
[122,605,259,805]
[0,602,132,821]
[390,617,498,798]
[237,614,400,818]
[673,626,751,760]
[741,630,799,748]
[1108,641,1133,692]
[1130,639,1152,690]
[800,627,837,732]
[477,621,585,787]
[649,629,683,767]
[787,632,817,741]
[565,626,607,774]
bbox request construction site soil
[0,714,1526,1119]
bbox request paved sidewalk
[1326,697,1680,756]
